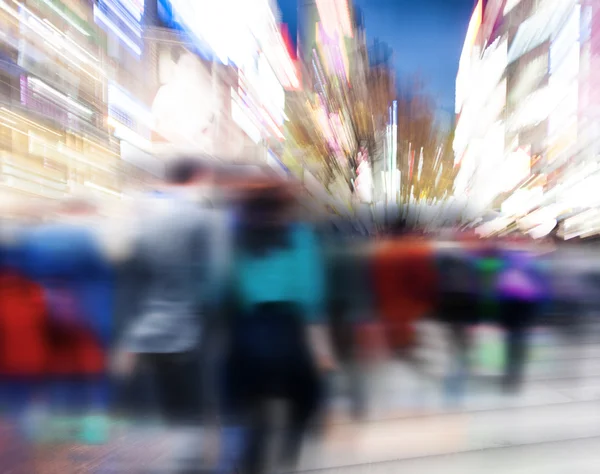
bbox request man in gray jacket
[115,157,229,428]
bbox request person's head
[240,181,297,227]
[164,156,213,187]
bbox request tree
[395,75,456,203]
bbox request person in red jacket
[371,237,438,353]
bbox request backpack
[496,255,542,301]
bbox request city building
[453,0,598,238]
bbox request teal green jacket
[236,224,325,323]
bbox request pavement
[295,324,600,473]
[3,324,600,473]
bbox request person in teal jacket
[220,183,330,474]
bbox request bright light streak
[57,143,114,173]
[43,40,102,81]
[107,116,152,150]
[503,0,522,16]
[41,19,100,64]
[108,83,153,128]
[456,0,482,113]
[0,107,62,136]
[462,0,482,60]
[231,93,262,144]
[0,120,28,135]
[38,0,91,36]
[11,4,102,78]
[84,181,122,198]
[112,0,144,22]
[80,135,120,157]
[101,0,142,38]
[28,17,100,76]
[0,116,16,125]
[259,107,284,139]
[93,4,142,56]
[28,77,94,115]
[316,0,353,38]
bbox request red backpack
[0,272,48,376]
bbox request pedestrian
[220,181,332,474]
[496,244,548,392]
[113,157,228,471]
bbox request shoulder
[290,222,319,244]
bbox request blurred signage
[315,0,353,38]
[151,45,220,152]
[355,147,373,203]
[502,147,531,192]
[107,82,152,140]
[162,0,299,89]
[233,49,285,142]
[316,22,349,81]
[550,5,580,74]
[456,0,483,114]
[20,75,93,129]
[503,0,523,16]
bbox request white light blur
[503,0,522,16]
[316,0,353,38]
[93,4,142,56]
[9,3,102,79]
[0,120,29,136]
[57,143,114,174]
[41,19,100,64]
[231,91,262,144]
[501,187,543,217]
[0,107,62,136]
[168,0,298,90]
[28,77,93,115]
[107,116,152,151]
[111,0,144,22]
[108,82,153,129]
[501,148,531,192]
[84,181,122,198]
[39,0,91,36]
[528,219,557,239]
[101,0,143,38]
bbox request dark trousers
[499,299,537,391]
[440,293,478,363]
[328,299,365,419]
[439,294,477,399]
[224,303,322,474]
[140,352,202,426]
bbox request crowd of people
[0,157,597,473]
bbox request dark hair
[238,184,296,255]
[165,157,210,185]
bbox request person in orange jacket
[371,237,438,353]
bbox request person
[220,182,332,474]
[13,196,115,443]
[321,212,369,420]
[496,244,548,392]
[114,157,227,433]
[435,240,479,403]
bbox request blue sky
[278,0,475,118]
[354,0,475,115]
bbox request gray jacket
[123,193,229,353]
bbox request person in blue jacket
[17,198,114,443]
